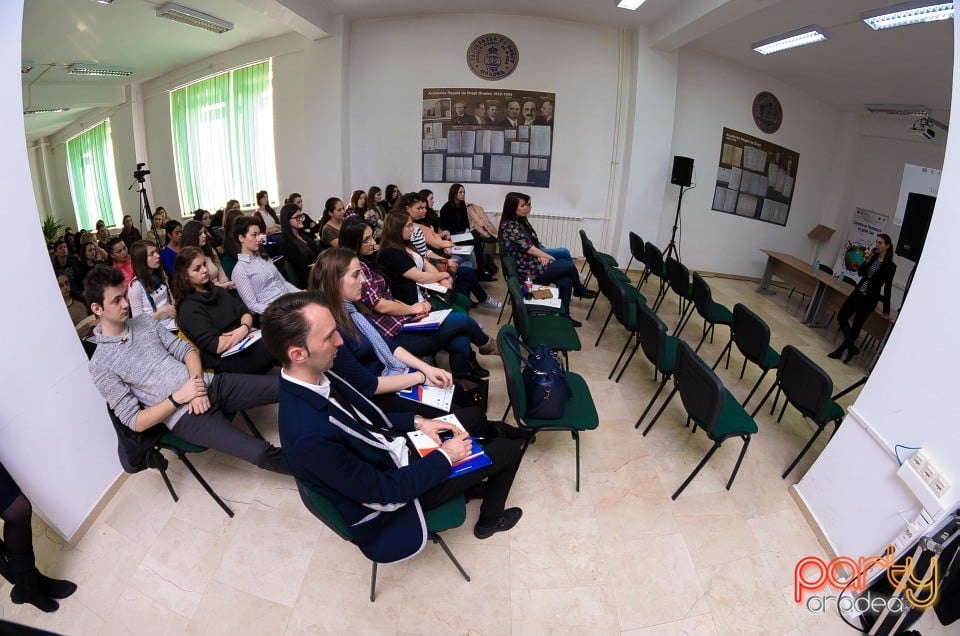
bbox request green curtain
[65,120,122,230]
[170,61,277,212]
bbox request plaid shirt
[359,260,406,338]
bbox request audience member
[118,214,142,248]
[72,235,106,291]
[58,272,97,340]
[253,190,281,235]
[160,220,183,276]
[279,203,320,289]
[498,191,595,326]
[173,247,275,374]
[106,237,134,288]
[192,209,222,253]
[285,192,318,236]
[319,197,346,248]
[181,220,233,289]
[230,217,299,314]
[127,240,177,331]
[84,265,286,472]
[338,220,496,378]
[261,292,523,562]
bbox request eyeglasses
[292,214,305,221]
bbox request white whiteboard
[894,163,941,225]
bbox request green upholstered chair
[578,229,618,287]
[107,405,236,517]
[497,251,564,325]
[498,325,599,492]
[640,241,669,309]
[296,480,470,602]
[690,272,733,353]
[625,231,646,277]
[712,303,781,408]
[628,302,683,429]
[664,257,695,332]
[506,277,581,369]
[582,234,633,321]
[751,345,845,479]
[644,342,758,500]
[593,252,646,351]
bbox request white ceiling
[21,0,954,140]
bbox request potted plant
[41,215,65,243]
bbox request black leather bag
[452,374,489,411]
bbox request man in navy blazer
[261,291,523,564]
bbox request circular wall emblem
[752,92,783,134]
[466,33,519,81]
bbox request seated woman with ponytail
[173,247,276,374]
[310,248,458,416]
[338,219,496,378]
[127,240,177,331]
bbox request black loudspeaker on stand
[664,156,694,262]
[896,192,935,263]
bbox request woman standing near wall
[829,233,896,364]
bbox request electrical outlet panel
[908,449,929,471]
[897,449,951,517]
[920,462,940,484]
[931,474,952,498]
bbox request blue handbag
[505,333,569,419]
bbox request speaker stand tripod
[662,185,687,263]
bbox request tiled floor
[1,273,952,635]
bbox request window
[65,119,122,230]
[170,60,278,212]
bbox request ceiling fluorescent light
[865,103,930,116]
[861,1,953,30]
[752,25,828,55]
[67,62,135,77]
[156,3,234,34]
[24,108,71,115]
[617,0,646,9]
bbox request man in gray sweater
[84,266,286,473]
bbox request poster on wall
[421,88,555,188]
[834,208,888,280]
[711,127,799,226]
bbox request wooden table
[757,249,897,364]
[756,249,821,323]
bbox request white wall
[2,0,120,540]
[663,49,843,276]
[795,17,960,559]
[348,15,622,218]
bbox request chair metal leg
[777,400,788,423]
[430,533,471,582]
[739,358,747,379]
[636,380,672,434]
[672,441,721,500]
[608,332,634,380]
[175,451,235,518]
[614,335,644,383]
[712,340,732,370]
[573,430,581,492]
[751,382,778,418]
[674,303,695,338]
[726,436,751,490]
[742,369,769,407]
[497,292,509,324]
[155,453,179,503]
[782,425,825,479]
[695,322,713,353]
[585,292,600,320]
[771,387,781,415]
[502,401,512,422]
[624,256,634,272]
[370,561,377,602]
[595,309,614,347]
[637,267,650,290]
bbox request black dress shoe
[574,289,598,299]
[843,345,860,364]
[568,317,582,328]
[474,507,523,539]
[827,346,844,359]
[469,361,491,378]
[478,274,498,282]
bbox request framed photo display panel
[422,88,555,188]
[712,127,799,226]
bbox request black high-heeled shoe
[827,345,845,359]
[843,345,860,364]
